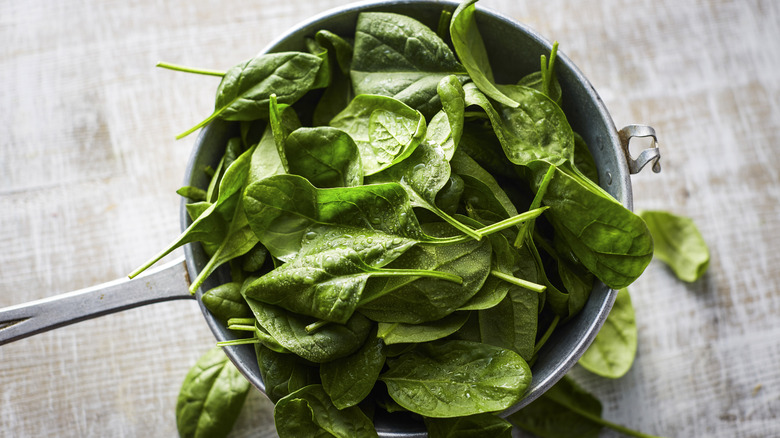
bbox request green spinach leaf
[424,413,513,438]
[351,12,468,117]
[639,210,710,282]
[178,52,323,138]
[320,333,386,409]
[578,288,637,378]
[274,385,378,438]
[450,0,519,108]
[176,347,250,438]
[285,126,363,188]
[380,340,531,417]
[329,94,426,175]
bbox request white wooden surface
[1,0,778,437]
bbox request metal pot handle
[619,124,661,174]
[0,257,193,346]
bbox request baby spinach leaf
[529,161,654,289]
[176,347,250,438]
[368,141,480,239]
[457,276,510,311]
[639,210,710,282]
[243,174,423,261]
[240,243,268,273]
[274,385,378,438]
[256,344,319,403]
[320,333,386,409]
[436,74,466,155]
[450,0,519,108]
[244,298,372,363]
[578,288,637,378]
[201,282,252,323]
[351,12,468,117]
[463,82,572,167]
[248,125,286,186]
[177,52,323,138]
[380,340,531,417]
[479,284,538,361]
[329,94,426,175]
[424,413,513,438]
[176,186,207,202]
[285,127,363,188]
[242,225,458,324]
[358,224,492,323]
[377,311,470,345]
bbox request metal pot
[0,1,660,436]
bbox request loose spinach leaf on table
[351,12,468,118]
[274,384,378,438]
[380,340,531,418]
[176,347,250,438]
[509,375,665,438]
[639,210,710,282]
[578,288,637,378]
[424,413,513,438]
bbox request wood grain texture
[1,0,778,437]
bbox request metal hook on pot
[619,124,661,174]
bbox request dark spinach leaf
[424,413,513,438]
[320,333,386,409]
[284,126,363,188]
[274,385,378,438]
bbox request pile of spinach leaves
[131,0,695,436]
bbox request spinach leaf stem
[156,62,226,77]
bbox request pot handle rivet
[618,125,661,174]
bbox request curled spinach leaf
[329,94,426,175]
[639,210,710,282]
[450,0,519,108]
[284,126,363,188]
